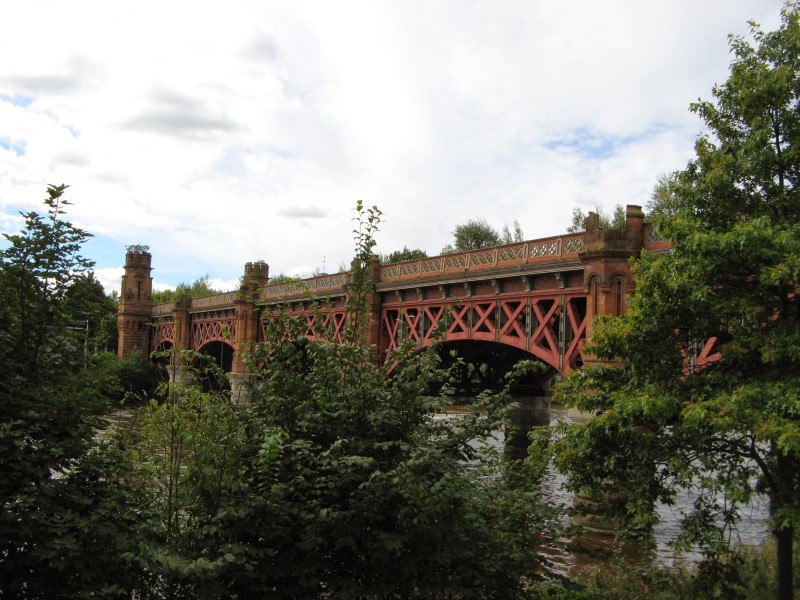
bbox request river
[444,402,771,576]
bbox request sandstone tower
[117,249,154,357]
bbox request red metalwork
[683,336,722,374]
[151,318,174,349]
[260,307,347,344]
[379,291,587,375]
[139,209,664,373]
[192,317,237,350]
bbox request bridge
[117,205,670,392]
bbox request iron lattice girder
[192,317,238,350]
[260,308,347,344]
[380,290,588,374]
[151,317,174,348]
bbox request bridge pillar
[505,387,552,459]
[167,296,194,387]
[581,205,644,345]
[229,261,269,403]
[117,250,154,358]
[572,205,645,534]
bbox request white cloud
[93,267,124,295]
[0,0,785,288]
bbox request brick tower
[117,249,154,357]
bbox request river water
[444,402,771,576]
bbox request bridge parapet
[152,302,176,315]
[190,291,238,311]
[380,234,586,284]
[261,272,350,301]
[643,223,670,252]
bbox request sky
[0,0,785,294]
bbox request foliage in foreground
[0,186,146,597]
[115,202,550,599]
[551,5,800,599]
[531,534,800,599]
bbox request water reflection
[443,402,770,576]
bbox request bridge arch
[196,340,235,373]
[193,340,235,391]
[434,339,556,395]
[379,291,586,375]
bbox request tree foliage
[0,185,145,597]
[151,274,224,304]
[566,203,626,233]
[449,218,524,252]
[552,6,800,598]
[379,245,428,264]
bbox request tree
[380,245,428,264]
[553,6,800,598]
[0,185,146,596]
[451,218,502,251]
[151,274,223,304]
[566,203,626,233]
[1,184,94,377]
[501,219,525,244]
[63,272,119,353]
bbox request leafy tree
[151,274,223,304]
[566,203,626,233]
[501,219,525,244]
[553,6,800,598]
[267,272,295,284]
[0,185,146,596]
[1,184,94,377]
[451,218,502,251]
[380,245,428,264]
[63,271,119,353]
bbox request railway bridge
[117,205,670,394]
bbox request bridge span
[117,205,668,389]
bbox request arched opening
[194,341,234,392]
[153,341,174,383]
[588,275,600,322]
[612,276,625,317]
[434,340,555,400]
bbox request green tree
[151,274,223,304]
[380,245,428,264]
[0,185,147,596]
[451,218,502,251]
[501,219,525,244]
[63,272,119,353]
[1,184,94,377]
[566,204,626,233]
[553,6,800,598]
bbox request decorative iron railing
[152,302,176,315]
[190,291,238,309]
[379,234,584,283]
[261,272,349,299]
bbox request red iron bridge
[117,206,682,390]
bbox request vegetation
[112,201,550,598]
[566,203,626,233]
[3,7,799,597]
[380,245,428,264]
[151,274,224,304]
[446,217,524,253]
[0,185,145,597]
[551,5,800,599]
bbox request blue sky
[0,0,784,293]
